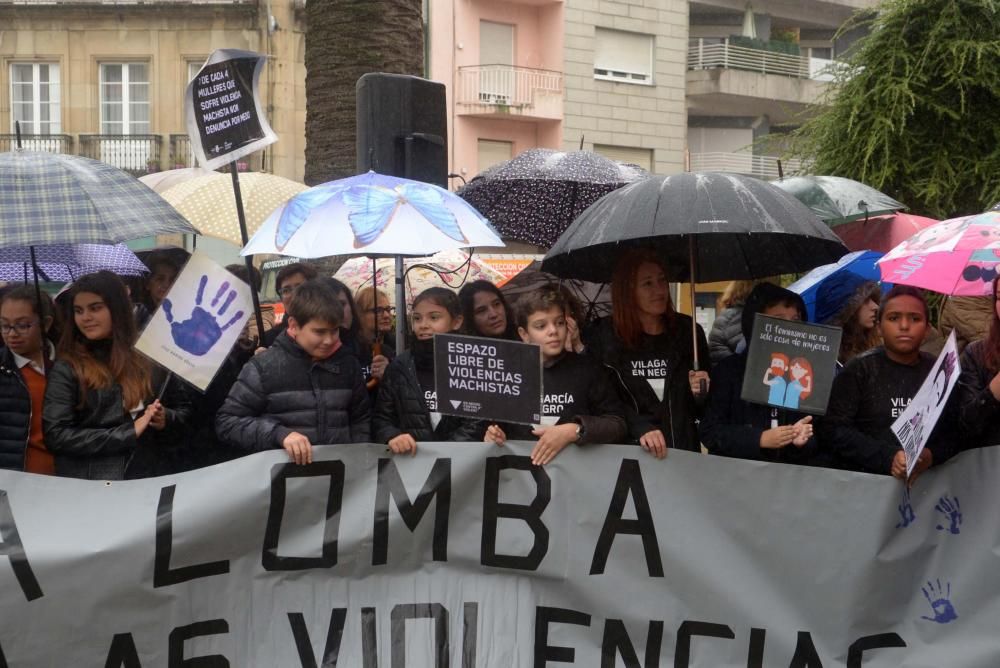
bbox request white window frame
[9,62,61,134]
[594,28,654,85]
[99,62,151,136]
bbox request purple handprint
[162,275,245,356]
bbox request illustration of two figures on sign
[763,353,813,409]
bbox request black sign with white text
[185,49,277,170]
[434,333,542,425]
[741,314,842,415]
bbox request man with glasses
[262,262,318,348]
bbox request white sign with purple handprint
[136,253,252,391]
[892,331,959,477]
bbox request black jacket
[819,347,953,474]
[372,342,486,444]
[498,352,628,445]
[708,306,744,366]
[43,356,192,480]
[956,340,1000,449]
[699,351,821,464]
[216,333,371,451]
[584,315,709,452]
[0,347,33,471]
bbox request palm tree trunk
[305,0,424,186]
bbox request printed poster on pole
[185,49,277,171]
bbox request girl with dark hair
[458,280,518,340]
[814,273,882,366]
[585,249,710,457]
[0,286,60,472]
[43,271,191,479]
[373,287,484,455]
[956,275,1000,449]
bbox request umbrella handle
[688,236,707,397]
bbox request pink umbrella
[834,211,939,253]
[877,211,1000,295]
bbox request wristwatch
[574,422,585,442]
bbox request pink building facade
[427,0,565,184]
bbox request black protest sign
[740,315,842,415]
[185,49,277,170]
[434,334,542,425]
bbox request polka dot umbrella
[159,171,308,247]
[457,148,648,248]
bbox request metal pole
[29,246,47,360]
[689,236,706,396]
[395,255,406,355]
[230,162,267,344]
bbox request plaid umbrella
[0,151,198,247]
[0,244,148,283]
[457,149,648,247]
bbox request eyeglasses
[371,307,396,316]
[0,321,37,335]
[278,283,303,297]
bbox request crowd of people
[1,247,997,484]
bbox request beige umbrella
[159,171,308,246]
[138,167,214,194]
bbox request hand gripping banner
[0,443,994,666]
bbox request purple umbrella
[0,243,149,283]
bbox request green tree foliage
[787,0,1000,218]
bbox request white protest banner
[434,333,543,424]
[135,253,252,391]
[185,49,277,171]
[893,330,960,476]
[0,442,992,666]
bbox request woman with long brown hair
[956,275,1000,450]
[43,271,190,479]
[584,249,710,457]
[814,273,881,367]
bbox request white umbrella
[241,171,505,350]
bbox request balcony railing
[688,38,816,79]
[1,0,254,5]
[169,133,265,171]
[78,134,163,177]
[456,65,563,120]
[0,134,72,153]
[0,133,265,176]
[688,152,803,181]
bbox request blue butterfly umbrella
[242,171,505,352]
[242,171,504,258]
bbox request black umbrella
[457,148,647,247]
[542,172,849,370]
[772,175,905,226]
[500,260,612,325]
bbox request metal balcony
[687,152,803,181]
[456,65,563,121]
[0,134,72,153]
[78,134,163,177]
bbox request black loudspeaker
[356,73,448,188]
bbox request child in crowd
[484,287,627,466]
[699,283,818,464]
[216,280,370,464]
[0,286,59,473]
[262,262,318,347]
[43,271,191,480]
[820,285,952,483]
[373,287,485,454]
